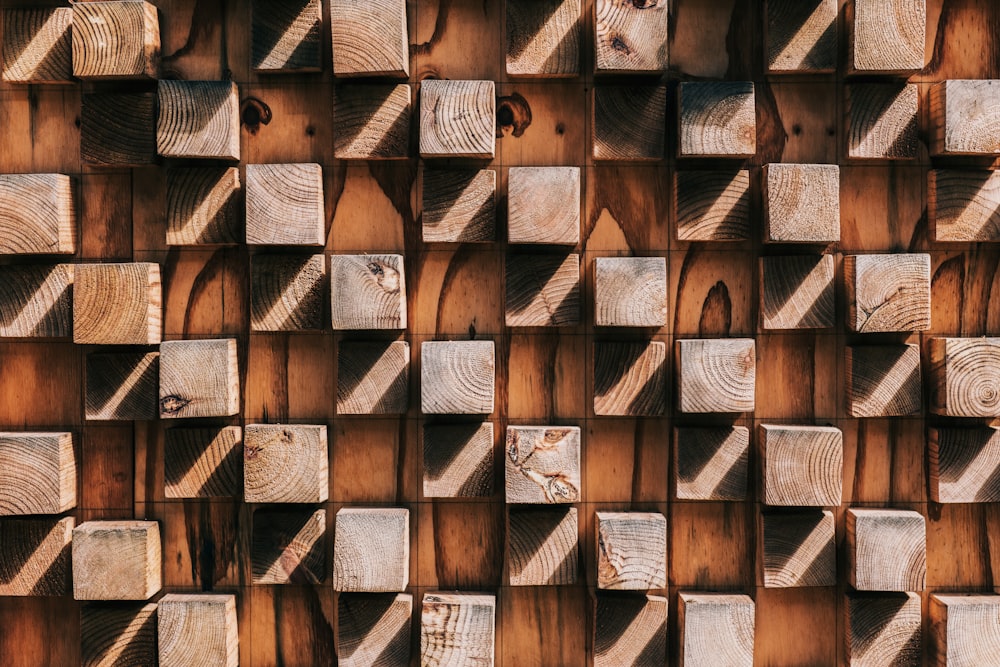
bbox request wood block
[333,507,409,592]
[158,594,238,667]
[251,254,326,331]
[159,339,239,418]
[85,352,159,421]
[760,425,843,506]
[166,168,242,245]
[245,163,325,246]
[593,593,667,667]
[0,432,75,515]
[337,341,410,414]
[929,170,1000,242]
[252,508,326,584]
[594,0,668,73]
[930,80,1000,156]
[760,510,836,588]
[675,171,751,241]
[81,92,157,166]
[505,253,580,327]
[72,520,162,600]
[760,255,835,330]
[850,0,925,73]
[506,0,580,77]
[674,426,749,501]
[930,594,1000,667]
[845,254,930,332]
[333,84,411,159]
[0,517,73,596]
[72,0,159,79]
[251,0,322,72]
[419,80,496,159]
[337,593,412,667]
[929,427,1000,503]
[508,507,578,585]
[330,254,407,329]
[0,264,73,337]
[764,164,840,243]
[0,174,75,255]
[766,0,837,72]
[244,424,328,503]
[508,167,580,244]
[593,340,666,416]
[420,340,495,414]
[420,592,496,666]
[930,338,1000,417]
[81,603,157,667]
[594,257,666,327]
[422,169,496,243]
[678,82,756,158]
[593,86,667,161]
[847,84,919,160]
[331,0,408,77]
[847,508,926,592]
[505,426,581,504]
[676,338,756,413]
[164,426,243,498]
[679,593,754,667]
[595,511,666,590]
[846,592,922,667]
[157,81,240,160]
[423,422,494,498]
[2,8,73,83]
[846,344,922,417]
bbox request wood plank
[421,169,496,243]
[595,511,666,590]
[760,424,842,507]
[420,340,495,414]
[676,338,755,413]
[674,426,749,501]
[930,338,1000,417]
[163,426,243,498]
[157,594,239,667]
[760,510,836,588]
[251,0,322,72]
[760,255,835,330]
[332,84,411,160]
[0,517,73,596]
[420,592,496,666]
[845,592,921,667]
[594,0,668,73]
[0,265,73,338]
[845,344,922,417]
[765,0,837,73]
[251,508,326,584]
[81,603,156,667]
[849,0,926,73]
[245,163,325,246]
[419,80,496,159]
[507,507,578,586]
[592,86,666,161]
[74,263,161,345]
[593,593,667,667]
[593,340,666,416]
[1,8,73,83]
[0,432,75,515]
[81,92,157,166]
[157,81,240,160]
[251,254,326,331]
[930,80,1000,155]
[0,174,75,255]
[930,594,1000,667]
[505,425,580,504]
[505,253,581,327]
[674,170,751,242]
[763,163,840,243]
[336,593,412,667]
[594,256,666,327]
[85,352,159,421]
[845,253,931,332]
[929,169,1000,242]
[422,422,494,498]
[678,593,754,667]
[508,166,580,244]
[72,0,160,80]
[72,520,161,600]
[330,254,407,330]
[336,341,410,415]
[244,424,328,503]
[678,82,756,158]
[331,0,408,77]
[847,84,919,160]
[333,507,410,592]
[159,339,239,418]
[506,0,580,77]
[847,508,926,592]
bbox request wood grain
[846,344,922,417]
[760,255,835,330]
[508,166,580,244]
[244,424,328,503]
[166,168,242,245]
[674,425,748,501]
[245,163,325,246]
[419,80,495,159]
[850,0,926,72]
[337,341,409,415]
[0,432,75,515]
[164,426,243,498]
[420,592,496,666]
[928,426,1000,503]
[845,254,930,332]
[337,593,412,667]
[251,0,322,72]
[333,507,409,592]
[505,425,580,504]
[157,594,239,667]
[595,511,666,590]
[678,82,756,158]
[930,338,1000,417]
[72,0,160,79]
[422,422,494,498]
[333,84,411,159]
[81,603,157,667]
[763,163,840,243]
[847,508,926,592]
[74,263,161,344]
[85,352,159,421]
[760,424,842,507]
[678,593,755,667]
[930,594,1000,667]
[507,507,578,585]
[251,254,326,331]
[846,592,921,667]
[505,253,580,327]
[506,0,580,77]
[593,593,667,667]
[930,79,1000,155]
[422,169,496,243]
[420,340,495,414]
[159,339,239,418]
[330,254,407,329]
[674,170,751,241]
[593,340,666,416]
[251,508,326,584]
[1,8,73,83]
[592,85,666,161]
[760,510,836,588]
[594,257,666,327]
[72,520,161,600]
[331,0,408,77]
[0,265,73,339]
[929,169,1000,242]
[594,0,668,73]
[0,174,75,255]
[157,81,240,160]
[676,338,755,413]
[766,0,837,72]
[847,84,919,160]
[0,517,72,596]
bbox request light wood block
[506,0,580,77]
[593,86,667,161]
[74,262,162,345]
[760,510,836,588]
[337,341,410,415]
[330,254,407,330]
[505,426,581,504]
[676,338,756,413]
[81,603,157,667]
[678,82,756,158]
[252,508,326,584]
[764,164,840,242]
[422,169,496,243]
[846,344,922,417]
[930,594,1000,667]
[929,427,1000,503]
[72,0,159,80]
[337,593,412,667]
[595,511,666,590]
[594,257,667,327]
[0,174,75,255]
[593,594,667,667]
[930,80,1000,155]
[159,339,239,418]
[508,507,578,585]
[760,424,843,507]
[846,592,922,667]
[420,340,495,414]
[85,352,159,421]
[423,422,494,498]
[678,593,755,667]
[164,426,243,499]
[674,426,749,501]
[331,0,408,77]
[333,84,411,159]
[593,340,666,416]
[244,424,328,503]
[81,92,157,166]
[420,592,496,666]
[419,80,495,158]
[158,594,238,667]
[157,81,240,160]
[72,520,161,600]
[166,168,242,245]
[0,432,75,515]
[847,508,926,592]
[508,167,580,244]
[594,0,668,73]
[2,8,73,83]
[0,264,73,338]
[766,0,837,72]
[845,254,931,332]
[506,253,581,327]
[245,163,325,246]
[847,84,919,160]
[251,254,326,331]
[929,169,1000,242]
[930,338,1000,417]
[334,507,409,592]
[850,0,925,73]
[251,0,322,72]
[760,255,835,330]
[0,517,73,596]
[675,171,752,241]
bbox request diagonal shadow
[763,256,835,328]
[594,342,667,416]
[337,593,411,665]
[335,86,410,159]
[676,171,751,240]
[677,427,748,500]
[81,603,158,664]
[0,518,71,595]
[767,0,837,70]
[763,510,835,587]
[507,0,580,75]
[86,353,159,420]
[506,253,580,326]
[252,254,327,330]
[424,422,495,497]
[2,8,72,81]
[337,341,408,414]
[253,508,326,584]
[423,170,496,242]
[164,427,244,498]
[508,507,575,583]
[251,0,322,71]
[850,593,920,661]
[0,265,73,337]
[167,168,243,245]
[852,348,921,415]
[594,593,667,662]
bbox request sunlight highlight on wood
[164,426,243,498]
[166,168,242,245]
[930,594,1000,667]
[848,508,926,592]
[157,81,240,160]
[72,521,161,600]
[81,603,157,667]
[337,593,412,667]
[846,592,922,667]
[506,0,580,77]
[0,517,73,596]
[594,257,666,327]
[72,0,160,79]
[760,510,836,587]
[419,80,495,158]
[0,432,75,515]
[1,8,73,83]
[0,264,73,337]
[930,80,1000,155]
[760,425,843,507]
[596,511,666,590]
[508,507,578,585]
[244,424,328,503]
[846,254,930,332]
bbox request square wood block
[337,341,410,415]
[1,7,73,83]
[0,432,75,515]
[929,426,1000,503]
[594,257,667,327]
[846,592,921,666]
[847,508,926,592]
[81,603,157,666]
[72,0,160,79]
[166,168,242,245]
[423,422,494,498]
[678,593,755,667]
[157,594,238,667]
[245,163,325,246]
[594,0,667,73]
[847,84,919,160]
[157,81,240,160]
[73,263,162,345]
[594,340,666,416]
[330,254,407,330]
[419,80,495,159]
[72,520,161,600]
[929,169,1000,242]
[505,425,580,504]
[764,164,840,243]
[506,0,580,77]
[251,0,322,72]
[420,592,496,666]
[0,517,73,596]
[0,174,75,255]
[678,82,756,158]
[505,253,581,327]
[508,167,580,244]
[930,594,1000,667]
[333,507,410,592]
[333,84,411,159]
[244,424,328,503]
[760,255,835,330]
[507,507,578,585]
[676,338,755,413]
[595,511,666,590]
[929,338,1000,417]
[337,593,412,667]
[930,80,1000,156]
[845,254,930,332]
[850,0,925,73]
[164,426,243,498]
[252,508,326,584]
[85,351,159,421]
[759,510,836,588]
[421,341,495,414]
[674,170,751,242]
[331,0,408,77]
[760,424,843,506]
[593,86,667,161]
[422,169,496,243]
[593,593,667,667]
[674,426,749,501]
[846,344,921,417]
[159,339,239,419]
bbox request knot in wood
[496,93,532,138]
[611,36,631,54]
[159,395,191,415]
[630,0,658,7]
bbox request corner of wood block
[420,340,496,414]
[72,0,161,80]
[420,591,496,666]
[157,593,238,667]
[337,592,413,667]
[847,508,926,592]
[0,432,76,514]
[595,511,666,590]
[244,424,328,503]
[845,344,921,417]
[333,507,410,592]
[676,338,755,413]
[929,593,1000,667]
[419,80,495,158]
[72,520,162,600]
[423,422,494,498]
[251,507,326,584]
[330,254,407,329]
[505,426,580,504]
[245,163,325,245]
[159,338,240,418]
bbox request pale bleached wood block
[73,263,161,345]
[158,594,238,667]
[506,253,581,327]
[334,507,409,592]
[929,170,1000,242]
[421,340,495,414]
[929,427,1000,503]
[1,8,73,83]
[251,254,326,331]
[846,592,922,667]
[508,507,578,586]
[422,169,496,243]
[164,426,243,499]
[505,426,580,504]
[846,344,922,417]
[930,80,1000,155]
[760,424,843,507]
[420,592,496,666]
[845,254,931,332]
[419,80,495,159]
[0,264,73,337]
[930,338,1000,417]
[72,0,159,80]
[593,594,667,667]
[678,593,755,667]
[595,511,666,590]
[0,174,75,255]
[847,508,926,592]
[506,0,580,77]
[678,82,756,158]
[930,594,1000,667]
[245,163,325,246]
[764,163,840,243]
[81,603,157,667]
[166,168,242,245]
[244,424,328,503]
[0,432,75,515]
[331,0,408,77]
[157,81,240,160]
[760,255,835,330]
[676,338,755,413]
[0,517,73,596]
[72,520,162,600]
[337,593,412,667]
[674,170,752,241]
[674,426,749,501]
[594,0,668,73]
[760,510,836,588]
[333,84,411,159]
[337,341,410,415]
[766,0,837,73]
[594,257,667,327]
[847,84,919,160]
[423,422,494,498]
[85,351,160,421]
[159,339,239,418]
[594,340,666,416]
[81,92,157,166]
[593,86,667,161]
[508,167,580,244]
[330,254,407,330]
[251,0,322,72]
[252,508,326,584]
[850,0,925,73]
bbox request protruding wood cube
[244,424,328,503]
[930,338,1000,417]
[593,594,667,667]
[594,0,668,73]
[72,0,160,79]
[678,593,755,667]
[82,92,157,166]
[251,254,326,331]
[678,82,756,158]
[845,254,931,332]
[85,352,159,421]
[333,84,411,159]
[157,81,240,160]
[337,593,412,667]
[847,508,926,592]
[930,80,1000,156]
[764,164,840,242]
[337,341,410,415]
[929,427,1000,503]
[674,171,751,241]
[245,163,325,246]
[74,262,162,345]
[929,170,1000,242]
[0,174,75,255]
[760,510,836,588]
[159,339,239,419]
[846,344,922,417]
[0,264,73,337]
[158,594,238,667]
[676,338,755,413]
[506,253,581,327]
[419,80,495,159]
[674,426,749,501]
[423,422,494,498]
[506,0,580,77]
[251,0,322,72]
[760,425,843,507]
[760,255,835,330]
[421,341,495,414]
[930,594,1000,667]
[508,167,580,244]
[594,340,666,416]
[164,426,243,498]
[330,254,407,330]
[594,257,667,327]
[595,511,666,590]
[166,168,242,245]
[81,603,158,667]
[252,508,326,584]
[850,0,925,73]
[72,520,162,600]
[420,592,496,666]
[505,426,581,504]
[766,0,837,72]
[2,8,73,83]
[334,508,409,592]
[331,0,408,77]
[846,592,922,667]
[422,169,496,243]
[0,517,73,596]
[508,507,578,585]
[0,432,75,515]
[847,84,919,160]
[593,86,667,161]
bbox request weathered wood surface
[929,426,1000,503]
[766,0,837,73]
[674,170,751,241]
[595,511,666,590]
[848,508,926,592]
[0,174,75,255]
[593,340,666,416]
[593,593,667,667]
[72,0,160,80]
[930,79,1000,155]
[0,265,73,338]
[678,82,756,158]
[251,508,326,585]
[423,422,494,498]
[332,84,411,159]
[157,594,239,667]
[85,351,159,421]
[420,592,495,666]
[159,338,239,418]
[244,424,328,503]
[1,8,73,83]
[71,520,161,601]
[164,426,243,498]
[846,253,931,332]
[337,341,409,414]
[505,253,580,327]
[847,84,920,160]
[251,254,326,331]
[674,425,748,501]
[930,594,1000,667]
[676,338,756,413]
[166,167,242,245]
[846,344,922,417]
[594,256,667,327]
[419,80,495,158]
[0,432,75,515]
[330,254,407,329]
[508,166,580,244]
[333,507,410,592]
[759,424,843,507]
[594,0,668,73]
[420,340,495,414]
[507,506,578,585]
[929,169,1000,241]
[930,337,1000,417]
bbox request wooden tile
[508,167,580,244]
[0,174,75,255]
[337,341,410,415]
[420,592,496,666]
[930,594,1000,667]
[419,80,495,159]
[505,426,580,504]
[333,507,409,592]
[929,427,1000,503]
[159,339,239,418]
[0,432,75,515]
[593,340,666,416]
[164,426,243,499]
[507,507,578,585]
[930,338,1000,417]
[593,594,667,667]
[72,520,161,600]
[592,86,666,161]
[760,255,835,330]
[157,594,238,667]
[845,254,930,332]
[72,0,159,80]
[74,263,162,345]
[337,593,412,667]
[506,0,580,77]
[594,0,668,73]
[760,510,836,588]
[595,511,666,590]
[764,164,840,243]
[674,170,751,242]
[766,0,837,72]
[251,254,326,331]
[847,84,919,160]
[330,254,407,329]
[245,163,325,246]
[251,0,322,72]
[0,517,73,596]
[423,422,494,498]
[420,341,495,414]
[0,264,73,338]
[331,0,408,77]
[674,426,749,501]
[760,425,843,506]
[849,0,925,73]
[244,424,328,503]
[81,92,157,166]
[847,508,925,592]
[157,81,240,160]
[678,593,754,667]
[1,8,72,83]
[81,603,157,667]
[678,82,756,158]
[594,257,667,327]
[845,592,921,667]
[676,338,755,413]
[251,508,326,584]
[166,168,242,245]
[422,169,496,243]
[929,170,1000,242]
[85,352,159,421]
[930,80,1000,156]
[845,344,922,417]
[333,84,411,159]
[505,253,580,327]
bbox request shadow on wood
[506,0,580,77]
[81,603,158,667]
[251,508,326,584]
[422,422,494,498]
[674,171,751,241]
[337,341,409,415]
[674,426,749,501]
[593,593,667,667]
[164,426,243,498]
[0,517,73,596]
[0,265,73,338]
[251,0,322,72]
[85,352,159,421]
[1,8,73,83]
[337,593,412,667]
[422,169,496,243]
